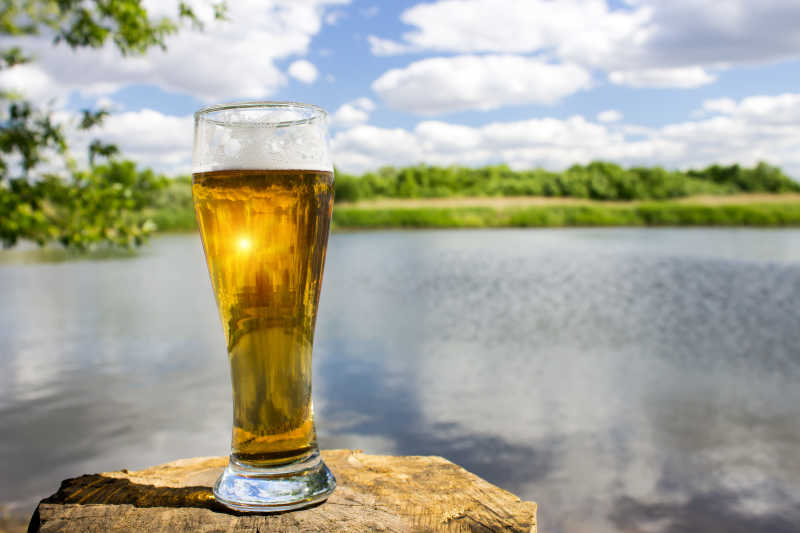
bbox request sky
[2,0,800,177]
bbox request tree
[0,0,225,249]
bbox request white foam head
[192,102,332,173]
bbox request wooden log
[29,449,536,532]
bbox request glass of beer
[192,102,336,512]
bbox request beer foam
[193,103,332,173]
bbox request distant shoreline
[337,193,800,209]
[149,194,800,232]
[333,195,800,229]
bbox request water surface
[1,229,799,532]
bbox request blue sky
[3,0,800,176]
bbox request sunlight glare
[237,236,252,252]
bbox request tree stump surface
[29,449,537,532]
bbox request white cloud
[372,0,800,68]
[324,9,346,25]
[332,93,800,178]
[700,93,800,125]
[333,125,423,172]
[49,93,800,181]
[367,35,415,56]
[36,109,193,176]
[597,109,623,123]
[332,105,369,126]
[0,0,347,103]
[372,55,592,114]
[367,0,800,94]
[351,97,375,112]
[609,67,716,88]
[369,0,645,57]
[93,110,194,174]
[702,98,738,115]
[415,121,481,152]
[624,0,800,68]
[288,59,319,84]
[331,97,376,127]
[0,63,64,104]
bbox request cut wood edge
[30,450,537,533]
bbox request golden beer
[193,169,334,466]
[194,101,335,511]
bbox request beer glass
[192,102,336,512]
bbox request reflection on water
[2,229,800,532]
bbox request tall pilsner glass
[192,102,336,512]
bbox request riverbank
[334,197,800,229]
[150,194,800,232]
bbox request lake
[2,228,800,533]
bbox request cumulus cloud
[331,93,800,178]
[702,98,738,114]
[625,1,800,68]
[368,0,644,58]
[609,67,716,88]
[94,96,125,112]
[367,0,800,94]
[92,110,194,174]
[372,55,592,114]
[371,0,800,68]
[701,93,800,124]
[0,0,347,103]
[50,93,800,180]
[0,63,65,104]
[288,59,319,84]
[367,35,416,56]
[33,109,193,176]
[331,98,376,127]
[596,109,623,123]
[324,9,346,25]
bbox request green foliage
[146,175,197,232]
[0,0,224,249]
[79,109,110,129]
[2,0,224,55]
[1,160,166,249]
[1,46,30,68]
[54,0,175,54]
[332,169,361,203]
[88,139,119,165]
[333,162,800,203]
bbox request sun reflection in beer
[237,236,253,252]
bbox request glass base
[213,451,336,512]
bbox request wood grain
[29,450,536,532]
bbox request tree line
[333,161,800,203]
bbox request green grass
[332,203,800,229]
[331,207,500,229]
[149,172,800,233]
[148,190,800,233]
